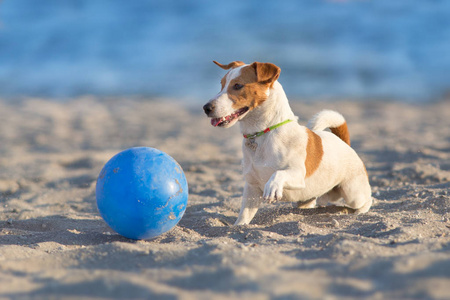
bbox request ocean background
[0,0,449,103]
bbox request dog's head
[203,61,280,128]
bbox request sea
[1,0,449,103]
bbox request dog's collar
[243,119,293,139]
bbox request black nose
[203,103,215,115]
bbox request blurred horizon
[1,0,449,103]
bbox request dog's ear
[213,61,246,70]
[251,62,281,87]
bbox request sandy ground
[0,97,449,300]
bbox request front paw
[263,180,283,203]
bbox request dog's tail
[307,110,351,146]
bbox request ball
[96,147,188,240]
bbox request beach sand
[0,97,449,299]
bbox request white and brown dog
[203,61,372,225]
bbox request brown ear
[251,62,280,86]
[213,60,246,70]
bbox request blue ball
[96,147,188,240]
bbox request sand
[0,97,449,300]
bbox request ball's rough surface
[96,147,188,240]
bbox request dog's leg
[264,169,305,203]
[339,175,372,214]
[235,183,263,225]
[297,197,317,208]
[316,186,343,206]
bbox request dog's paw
[263,180,283,203]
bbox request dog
[203,61,372,225]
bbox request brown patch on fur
[228,65,266,110]
[305,128,324,178]
[252,62,280,87]
[225,62,281,111]
[330,122,351,146]
[213,60,245,70]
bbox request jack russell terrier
[203,61,372,225]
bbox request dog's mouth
[211,107,249,127]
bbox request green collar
[243,119,293,139]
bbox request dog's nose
[203,103,215,115]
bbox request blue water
[1,0,449,103]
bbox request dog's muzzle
[203,102,215,116]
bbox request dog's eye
[233,83,244,90]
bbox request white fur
[206,75,372,226]
[307,110,346,131]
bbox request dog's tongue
[211,118,222,127]
[211,114,233,127]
